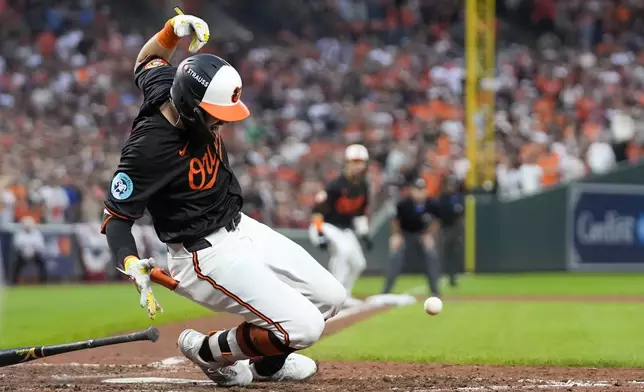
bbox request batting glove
[117,257,163,320]
[318,234,329,250]
[170,14,210,53]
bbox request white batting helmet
[344,144,369,161]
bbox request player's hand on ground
[169,14,210,52]
[117,257,164,319]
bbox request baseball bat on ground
[0,327,159,367]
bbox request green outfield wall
[474,162,644,272]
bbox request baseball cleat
[178,329,253,387]
[250,353,318,381]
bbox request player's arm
[34,230,46,255]
[428,217,441,237]
[353,182,372,249]
[102,142,156,265]
[391,210,402,236]
[134,27,179,72]
[101,137,170,318]
[309,189,333,249]
[389,201,404,251]
[312,179,341,229]
[134,12,210,72]
[12,230,23,249]
[424,198,442,238]
[311,191,328,235]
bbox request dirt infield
[2,298,644,392]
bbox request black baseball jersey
[395,197,442,234]
[102,56,243,244]
[315,174,369,229]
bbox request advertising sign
[567,183,644,271]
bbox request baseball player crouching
[101,13,346,387]
[309,144,373,308]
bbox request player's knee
[322,277,347,318]
[308,270,347,320]
[288,306,326,349]
[348,252,367,273]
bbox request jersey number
[188,135,222,191]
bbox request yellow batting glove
[118,256,163,319]
[169,12,210,53]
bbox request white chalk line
[148,356,187,367]
[102,377,211,385]
[405,285,427,296]
[32,362,145,368]
[328,301,383,322]
[30,357,188,369]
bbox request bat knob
[147,327,160,342]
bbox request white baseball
[424,296,443,315]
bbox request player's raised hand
[117,257,164,319]
[169,12,210,53]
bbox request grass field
[352,272,644,297]
[305,301,644,367]
[2,273,644,368]
[0,284,211,348]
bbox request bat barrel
[83,327,160,349]
[0,327,160,368]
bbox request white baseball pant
[166,213,346,356]
[309,223,366,295]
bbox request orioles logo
[231,87,241,103]
[335,195,366,215]
[188,135,222,191]
[144,58,169,70]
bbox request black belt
[183,213,241,253]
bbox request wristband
[124,255,139,270]
[156,19,180,49]
[313,216,324,233]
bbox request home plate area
[5,360,644,392]
[2,297,644,391]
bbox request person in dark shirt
[383,178,443,297]
[309,144,372,308]
[11,216,47,284]
[101,11,345,388]
[437,175,464,287]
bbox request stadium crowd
[0,0,643,229]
